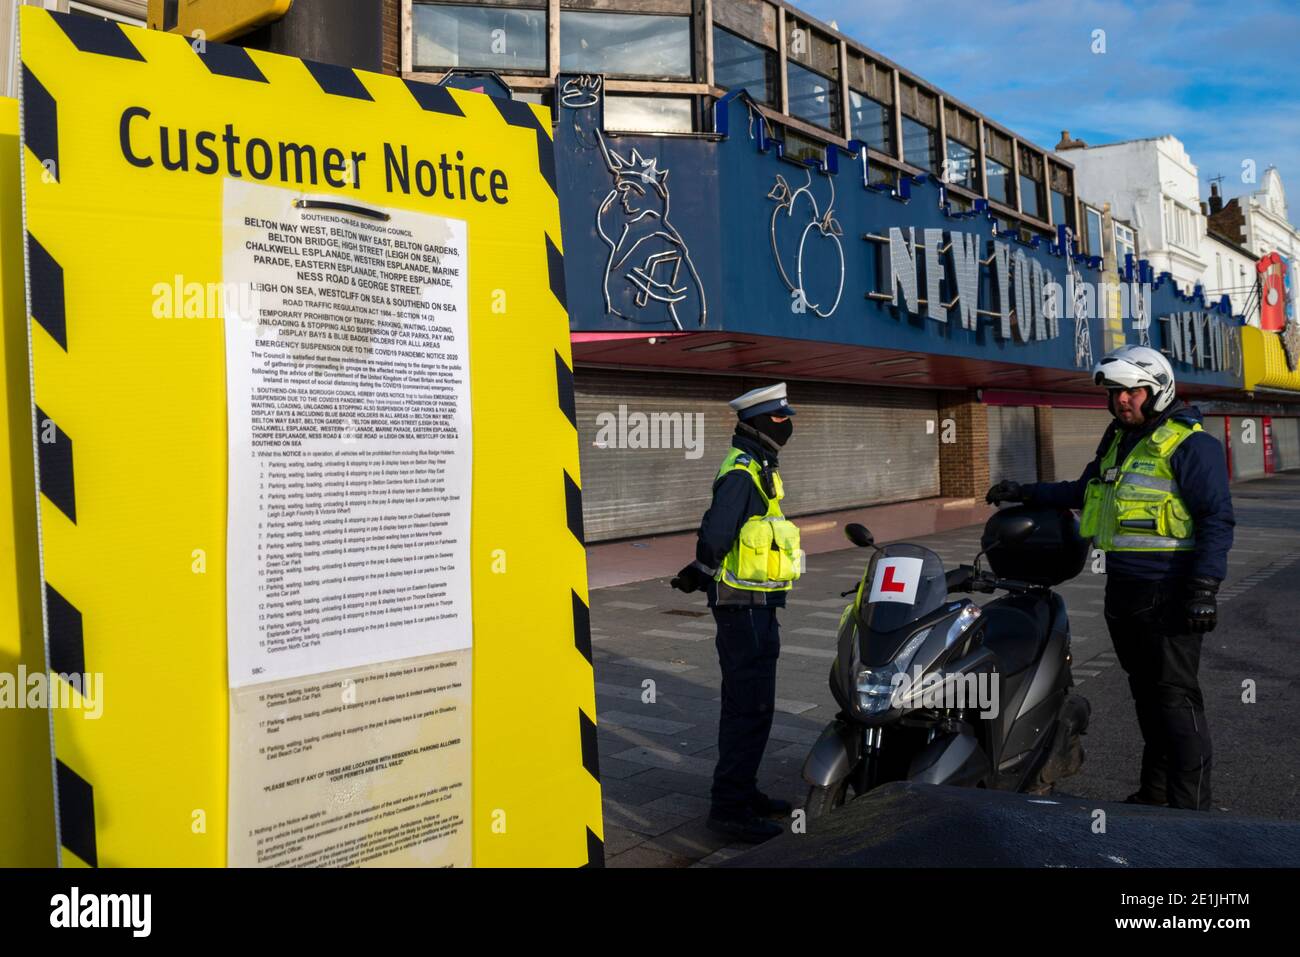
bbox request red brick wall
[1208,198,1248,247]
[937,391,989,499]
[381,0,401,75]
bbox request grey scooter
[802,515,1091,818]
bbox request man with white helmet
[986,345,1234,810]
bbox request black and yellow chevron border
[22,37,95,867]
[550,238,603,867]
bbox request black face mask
[747,414,793,448]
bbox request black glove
[985,480,1025,505]
[1186,577,1218,633]
[671,562,710,594]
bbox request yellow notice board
[0,97,56,868]
[19,7,600,867]
[147,0,294,42]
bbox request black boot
[751,792,793,816]
[706,812,782,843]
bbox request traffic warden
[987,345,1233,810]
[671,383,802,842]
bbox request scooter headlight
[854,669,896,714]
[854,627,932,714]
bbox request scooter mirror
[844,523,875,548]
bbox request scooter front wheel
[804,780,850,820]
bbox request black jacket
[1023,402,1234,582]
[695,431,786,607]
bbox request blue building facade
[550,77,1246,541]
[558,77,1243,391]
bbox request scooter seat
[978,595,1053,676]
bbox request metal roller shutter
[1051,408,1112,482]
[774,380,940,518]
[1232,417,1266,480]
[986,406,1037,485]
[1273,418,1300,471]
[574,370,940,541]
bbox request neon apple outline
[768,169,845,318]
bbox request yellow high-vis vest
[1079,420,1199,552]
[713,447,803,592]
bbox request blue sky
[800,0,1300,224]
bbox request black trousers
[710,605,780,816]
[1103,576,1213,810]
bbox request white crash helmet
[1092,345,1176,414]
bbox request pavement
[587,470,1300,868]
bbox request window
[786,60,839,133]
[902,117,936,173]
[1049,164,1072,227]
[603,95,693,133]
[868,161,897,188]
[943,106,978,190]
[849,90,892,154]
[560,11,692,79]
[898,80,937,173]
[412,3,547,73]
[781,128,825,166]
[848,53,893,155]
[1163,198,1196,250]
[712,25,777,105]
[1084,206,1103,256]
[1115,223,1136,264]
[1051,190,1070,227]
[986,157,1011,205]
[1018,175,1042,218]
[985,127,1014,206]
[1018,149,1044,220]
[945,139,977,190]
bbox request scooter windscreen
[858,544,949,635]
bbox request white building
[1055,132,1295,323]
[1058,135,1209,294]
[1207,167,1300,266]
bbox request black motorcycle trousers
[1103,576,1212,810]
[711,605,780,817]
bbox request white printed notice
[228,652,472,867]
[223,180,472,687]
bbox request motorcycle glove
[985,480,1025,505]
[1185,576,1218,634]
[671,561,712,594]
